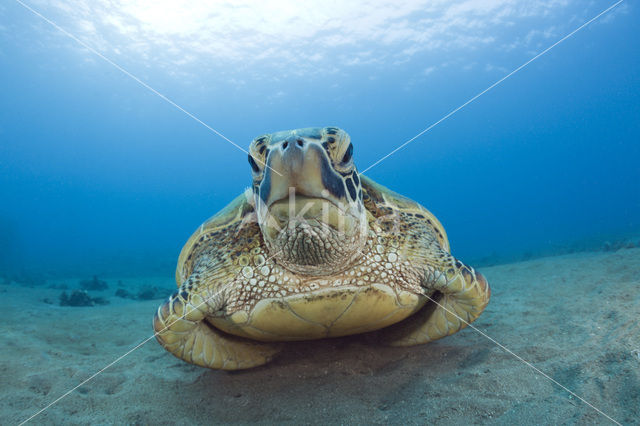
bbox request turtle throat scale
[274,218,366,276]
[259,197,369,277]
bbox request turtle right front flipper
[153,286,280,370]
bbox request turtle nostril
[296,139,304,147]
[282,141,289,150]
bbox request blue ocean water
[0,1,638,277]
[2,2,640,425]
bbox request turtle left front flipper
[360,176,491,346]
[380,252,490,346]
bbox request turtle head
[247,127,368,276]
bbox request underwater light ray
[360,0,626,176]
[12,0,283,177]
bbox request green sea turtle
[153,127,490,370]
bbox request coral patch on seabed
[59,290,109,307]
[79,276,109,291]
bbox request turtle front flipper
[153,290,281,370]
[381,255,490,346]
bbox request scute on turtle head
[245,127,369,276]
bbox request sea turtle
[154,127,490,370]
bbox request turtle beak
[259,136,348,210]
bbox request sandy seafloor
[2,248,639,425]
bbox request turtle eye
[248,154,260,173]
[341,143,353,164]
